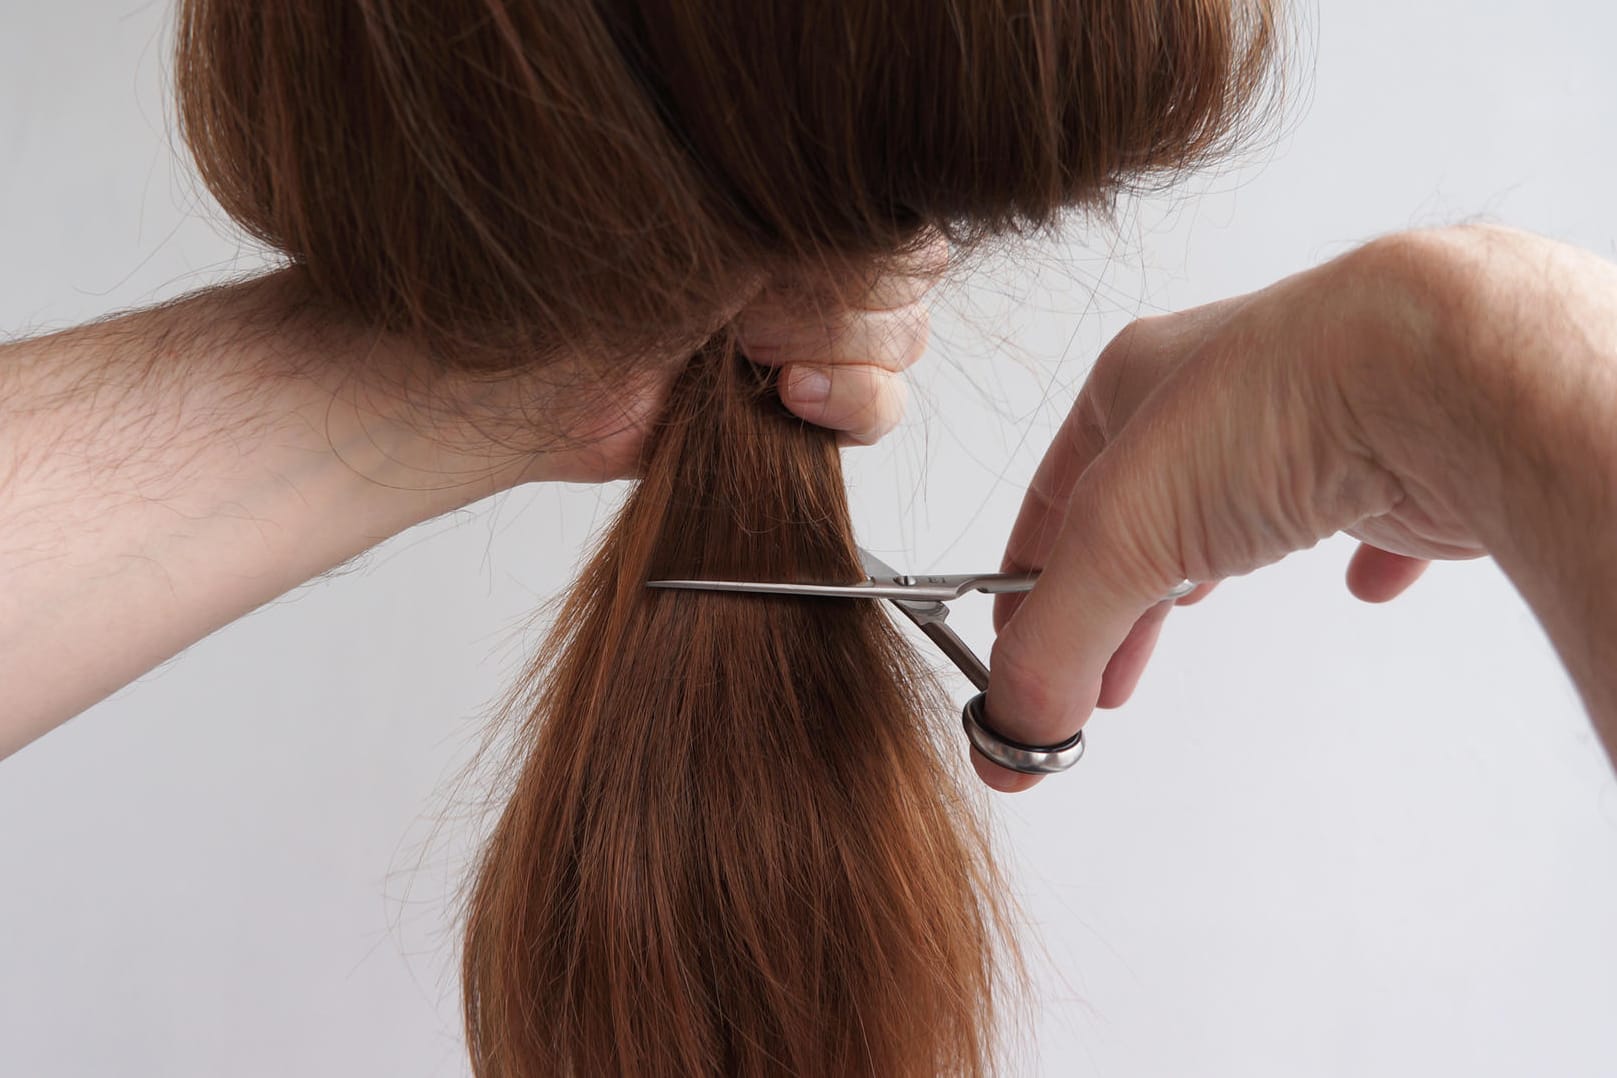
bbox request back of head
[176,0,1277,367]
[174,2,1279,1074]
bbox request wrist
[1405,227,1614,561]
[1347,226,1617,733]
[230,269,548,511]
[1479,280,1617,736]
[1338,227,1617,562]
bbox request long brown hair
[174,1,1280,1073]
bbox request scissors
[648,546,1194,775]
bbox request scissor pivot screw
[899,574,918,586]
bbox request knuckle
[898,308,930,369]
[1083,314,1185,438]
[864,306,918,368]
[1095,317,1159,380]
[866,237,949,309]
[874,388,908,440]
[743,310,844,362]
[844,372,905,444]
[792,321,844,362]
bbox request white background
[3,2,1615,1075]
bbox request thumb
[980,428,1191,790]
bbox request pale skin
[0,252,937,760]
[983,223,1617,792]
[3,224,1615,792]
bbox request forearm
[1409,227,1617,758]
[1487,343,1617,755]
[0,272,517,758]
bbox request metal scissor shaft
[644,572,1036,603]
[917,620,989,691]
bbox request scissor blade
[856,546,902,580]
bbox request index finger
[994,312,1197,631]
[993,391,1107,634]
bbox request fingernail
[789,367,831,403]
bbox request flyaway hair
[173,1,1282,1073]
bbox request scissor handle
[961,691,1085,774]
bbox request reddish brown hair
[461,342,1010,1074]
[175,1,1279,1073]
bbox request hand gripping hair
[175,1,1280,1073]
